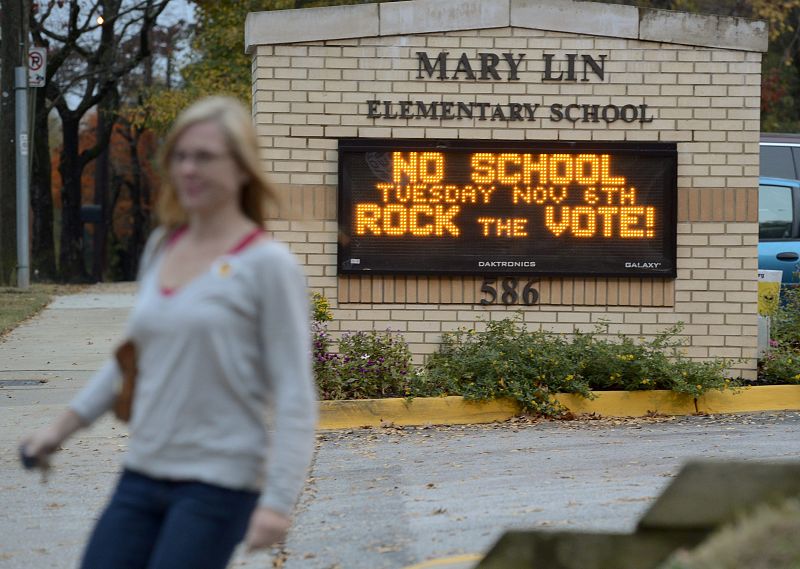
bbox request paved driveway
[2,285,798,569]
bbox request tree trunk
[92,108,111,282]
[58,116,88,282]
[0,0,22,285]
[30,87,56,280]
[107,169,126,281]
[127,125,147,280]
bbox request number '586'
[480,277,539,306]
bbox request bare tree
[30,78,57,281]
[0,0,29,285]
[111,19,190,280]
[30,0,170,282]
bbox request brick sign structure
[245,0,767,377]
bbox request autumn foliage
[35,0,800,284]
[50,112,161,272]
[625,0,800,131]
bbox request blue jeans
[80,469,259,569]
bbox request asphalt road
[2,286,799,569]
[3,406,799,569]
[278,413,800,569]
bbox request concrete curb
[318,386,800,429]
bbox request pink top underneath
[160,227,265,296]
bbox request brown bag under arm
[113,340,137,423]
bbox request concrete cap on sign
[511,0,639,40]
[379,0,509,36]
[245,0,768,53]
[244,3,379,54]
[638,460,800,531]
[640,8,768,53]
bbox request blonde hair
[156,96,275,230]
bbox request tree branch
[76,1,103,36]
[37,23,71,44]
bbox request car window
[759,184,794,239]
[760,145,796,178]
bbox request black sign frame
[338,138,677,278]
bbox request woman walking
[21,96,317,569]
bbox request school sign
[246,0,767,378]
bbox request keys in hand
[19,444,52,484]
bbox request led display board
[338,139,677,277]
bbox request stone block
[488,530,707,569]
[380,0,509,36]
[511,0,638,39]
[638,461,800,530]
[639,8,767,53]
[245,4,379,52]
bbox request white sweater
[70,229,318,515]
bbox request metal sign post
[15,67,30,289]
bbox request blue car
[759,177,800,285]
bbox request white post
[15,66,30,289]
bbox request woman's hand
[244,507,292,551]
[20,409,84,464]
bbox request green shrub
[571,323,734,398]
[423,316,736,415]
[758,286,800,385]
[771,285,800,349]
[421,318,592,415]
[311,292,333,323]
[313,325,413,400]
[758,347,800,384]
[312,321,338,395]
[310,314,737,414]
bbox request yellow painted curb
[401,553,483,569]
[317,386,800,430]
[699,384,800,413]
[318,396,519,429]
[554,390,697,416]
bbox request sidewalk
[2,285,799,569]
[0,284,283,568]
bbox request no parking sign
[28,47,46,88]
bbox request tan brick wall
[254,28,761,378]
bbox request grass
[0,284,85,338]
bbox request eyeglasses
[170,150,231,167]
